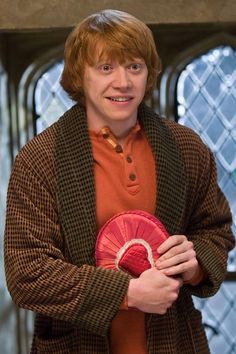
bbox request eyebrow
[95,57,145,65]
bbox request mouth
[106,96,133,102]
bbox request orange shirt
[90,123,156,231]
[89,122,156,354]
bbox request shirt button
[126,156,132,163]
[102,132,109,139]
[115,144,123,153]
[129,173,136,181]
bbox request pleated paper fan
[95,210,169,277]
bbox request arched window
[17,45,73,146]
[160,34,236,354]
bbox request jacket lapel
[139,103,187,235]
[54,104,97,266]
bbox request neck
[87,117,137,145]
[109,121,137,144]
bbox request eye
[129,63,142,72]
[99,64,113,73]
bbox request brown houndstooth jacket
[4,103,234,353]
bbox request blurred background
[0,0,236,353]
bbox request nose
[113,66,131,90]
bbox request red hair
[60,9,161,105]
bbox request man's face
[83,53,148,130]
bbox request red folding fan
[95,210,169,277]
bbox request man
[4,9,234,354]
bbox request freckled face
[83,54,148,130]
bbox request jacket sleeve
[4,153,130,336]
[184,141,235,298]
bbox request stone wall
[0,0,236,30]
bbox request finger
[157,235,187,254]
[157,243,190,264]
[157,242,194,263]
[159,260,197,277]
[156,248,196,269]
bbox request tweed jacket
[4,103,234,354]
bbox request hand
[156,235,199,283]
[127,267,182,314]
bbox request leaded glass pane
[35,60,74,133]
[198,282,236,354]
[177,45,236,354]
[177,45,236,271]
